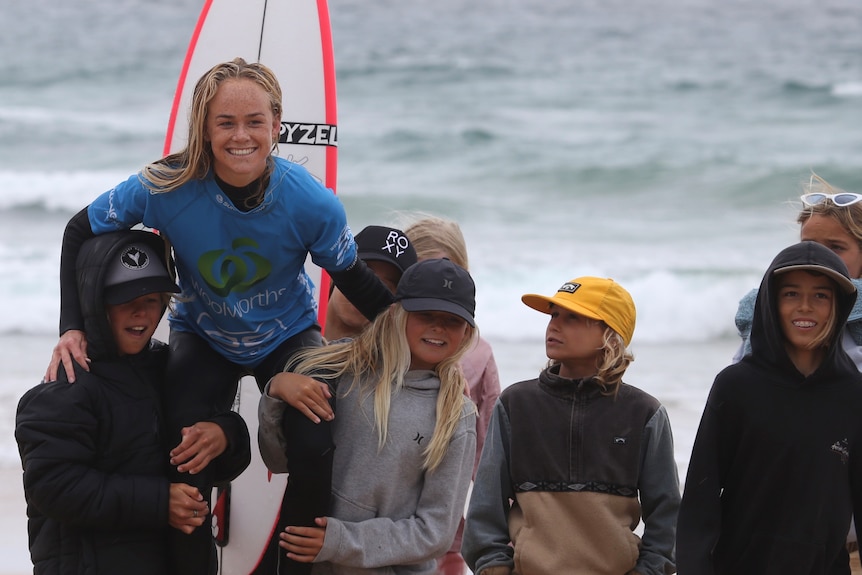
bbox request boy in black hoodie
[678,241,862,574]
[16,230,251,575]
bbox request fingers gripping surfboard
[164,1,338,572]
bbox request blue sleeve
[285,166,357,273]
[87,173,151,233]
[849,279,862,323]
[845,278,862,346]
[734,288,758,361]
[287,166,393,319]
[462,399,515,574]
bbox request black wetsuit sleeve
[59,207,96,335]
[327,255,395,321]
[208,411,252,484]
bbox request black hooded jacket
[16,231,249,575]
[677,241,862,574]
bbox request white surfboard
[164,1,338,572]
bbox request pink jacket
[460,337,501,472]
[446,336,501,556]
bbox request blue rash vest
[88,157,355,367]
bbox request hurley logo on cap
[395,258,476,327]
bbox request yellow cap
[521,277,636,346]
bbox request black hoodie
[678,241,862,574]
[16,231,249,575]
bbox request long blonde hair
[289,304,476,471]
[140,57,282,195]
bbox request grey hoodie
[259,369,476,574]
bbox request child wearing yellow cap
[462,277,681,575]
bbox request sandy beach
[0,467,29,575]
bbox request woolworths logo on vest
[198,238,272,297]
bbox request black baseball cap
[355,225,417,273]
[104,241,180,305]
[395,258,476,326]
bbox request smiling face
[107,294,164,355]
[544,303,606,380]
[800,213,862,279]
[776,269,836,373]
[405,310,469,370]
[205,78,281,187]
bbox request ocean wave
[832,82,862,97]
[0,170,131,212]
[0,101,170,136]
[0,265,759,345]
[782,79,836,94]
[474,266,761,346]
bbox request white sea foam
[0,170,131,212]
[833,82,862,97]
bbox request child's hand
[269,372,334,423]
[168,483,209,534]
[169,422,228,474]
[279,516,327,562]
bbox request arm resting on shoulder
[47,208,97,382]
[328,255,394,321]
[59,207,96,335]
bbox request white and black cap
[104,242,180,305]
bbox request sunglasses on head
[800,192,862,207]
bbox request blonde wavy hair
[402,214,470,269]
[289,304,476,471]
[140,57,282,198]
[797,172,862,251]
[548,323,633,398]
